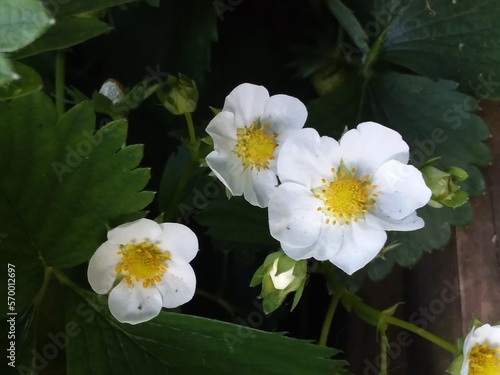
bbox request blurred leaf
[0,54,16,86]
[379,0,500,98]
[64,287,347,375]
[306,73,363,135]
[162,0,218,85]
[41,0,137,17]
[0,92,153,312]
[158,144,191,217]
[196,194,277,247]
[0,0,53,53]
[12,17,111,59]
[0,62,42,100]
[325,0,369,54]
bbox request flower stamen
[116,242,170,288]
[468,343,500,375]
[233,121,278,171]
[312,164,378,225]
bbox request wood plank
[455,100,500,332]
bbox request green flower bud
[420,164,469,208]
[157,73,198,115]
[250,250,307,314]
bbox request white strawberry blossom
[269,122,431,275]
[88,218,198,324]
[205,83,307,208]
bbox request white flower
[205,83,307,208]
[268,122,431,275]
[87,218,198,324]
[461,324,500,375]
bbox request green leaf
[325,0,369,54]
[12,17,111,59]
[365,72,491,196]
[41,0,137,17]
[64,287,347,375]
[379,0,500,97]
[0,61,42,100]
[0,92,153,311]
[196,194,277,247]
[0,0,54,52]
[446,355,463,375]
[0,54,17,86]
[161,0,218,86]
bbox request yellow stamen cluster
[233,121,278,171]
[115,242,171,288]
[468,343,500,375]
[313,165,378,225]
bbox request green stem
[379,322,389,375]
[164,112,200,222]
[33,267,54,307]
[184,112,197,147]
[342,291,459,355]
[55,50,66,117]
[384,315,459,355]
[319,291,342,346]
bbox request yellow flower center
[115,242,170,288]
[233,121,278,171]
[468,343,500,375]
[313,165,378,225]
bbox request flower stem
[55,50,66,117]
[184,112,197,147]
[379,322,389,375]
[384,314,459,355]
[341,290,460,355]
[33,267,54,307]
[319,291,342,346]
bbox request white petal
[205,111,237,154]
[260,94,307,140]
[269,182,323,251]
[372,160,431,220]
[340,122,410,178]
[306,220,344,261]
[329,222,387,275]
[270,259,295,290]
[365,210,425,231]
[155,261,196,308]
[223,83,269,126]
[462,324,500,374]
[108,281,163,324]
[206,151,245,196]
[281,243,316,260]
[245,168,278,208]
[156,223,199,263]
[87,241,121,294]
[460,358,470,375]
[107,218,162,245]
[277,128,341,188]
